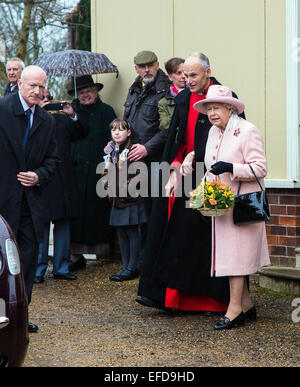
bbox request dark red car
[0,215,29,367]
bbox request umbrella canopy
[33,49,119,77]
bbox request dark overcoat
[42,113,89,222]
[138,78,244,303]
[4,82,19,97]
[0,93,59,242]
[124,69,170,162]
[70,97,116,245]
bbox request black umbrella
[33,49,119,96]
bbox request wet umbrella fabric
[33,49,119,77]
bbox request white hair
[185,52,210,69]
[6,57,25,71]
[224,103,238,114]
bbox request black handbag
[233,165,270,224]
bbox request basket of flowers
[189,171,235,217]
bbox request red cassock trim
[165,288,228,311]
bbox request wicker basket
[197,207,229,217]
[195,170,231,217]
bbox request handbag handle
[237,164,264,195]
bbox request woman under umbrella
[68,75,116,269]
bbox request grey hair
[6,57,25,71]
[224,103,238,114]
[185,52,210,69]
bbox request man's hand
[180,151,195,176]
[17,171,39,187]
[128,144,148,161]
[165,170,181,197]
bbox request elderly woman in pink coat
[182,85,270,330]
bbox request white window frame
[265,0,300,188]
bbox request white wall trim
[285,0,300,182]
[265,179,300,189]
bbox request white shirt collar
[18,91,36,115]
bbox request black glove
[210,161,233,175]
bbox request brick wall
[266,188,300,267]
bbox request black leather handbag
[233,165,270,224]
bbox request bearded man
[123,50,170,265]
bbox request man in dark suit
[3,57,25,97]
[0,65,59,332]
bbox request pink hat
[193,85,245,115]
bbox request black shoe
[34,276,44,284]
[136,295,165,309]
[53,273,77,280]
[213,312,245,330]
[69,256,86,272]
[109,269,139,282]
[109,273,123,281]
[244,306,256,322]
[121,269,139,281]
[28,322,39,333]
[109,268,127,281]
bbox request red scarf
[170,84,180,95]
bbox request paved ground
[23,260,300,367]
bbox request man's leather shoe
[69,255,86,272]
[28,322,38,333]
[136,295,165,309]
[34,276,44,284]
[53,273,77,280]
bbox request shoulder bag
[233,165,270,224]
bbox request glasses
[41,95,53,101]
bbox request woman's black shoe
[109,269,139,282]
[244,306,256,322]
[213,312,245,330]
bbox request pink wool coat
[204,117,270,277]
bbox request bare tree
[0,0,75,91]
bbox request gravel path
[23,260,300,367]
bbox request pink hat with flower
[193,85,245,115]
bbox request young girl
[104,118,148,281]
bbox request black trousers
[17,202,38,305]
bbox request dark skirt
[138,194,230,303]
[109,202,148,226]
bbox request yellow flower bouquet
[189,171,235,217]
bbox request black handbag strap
[237,164,264,194]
